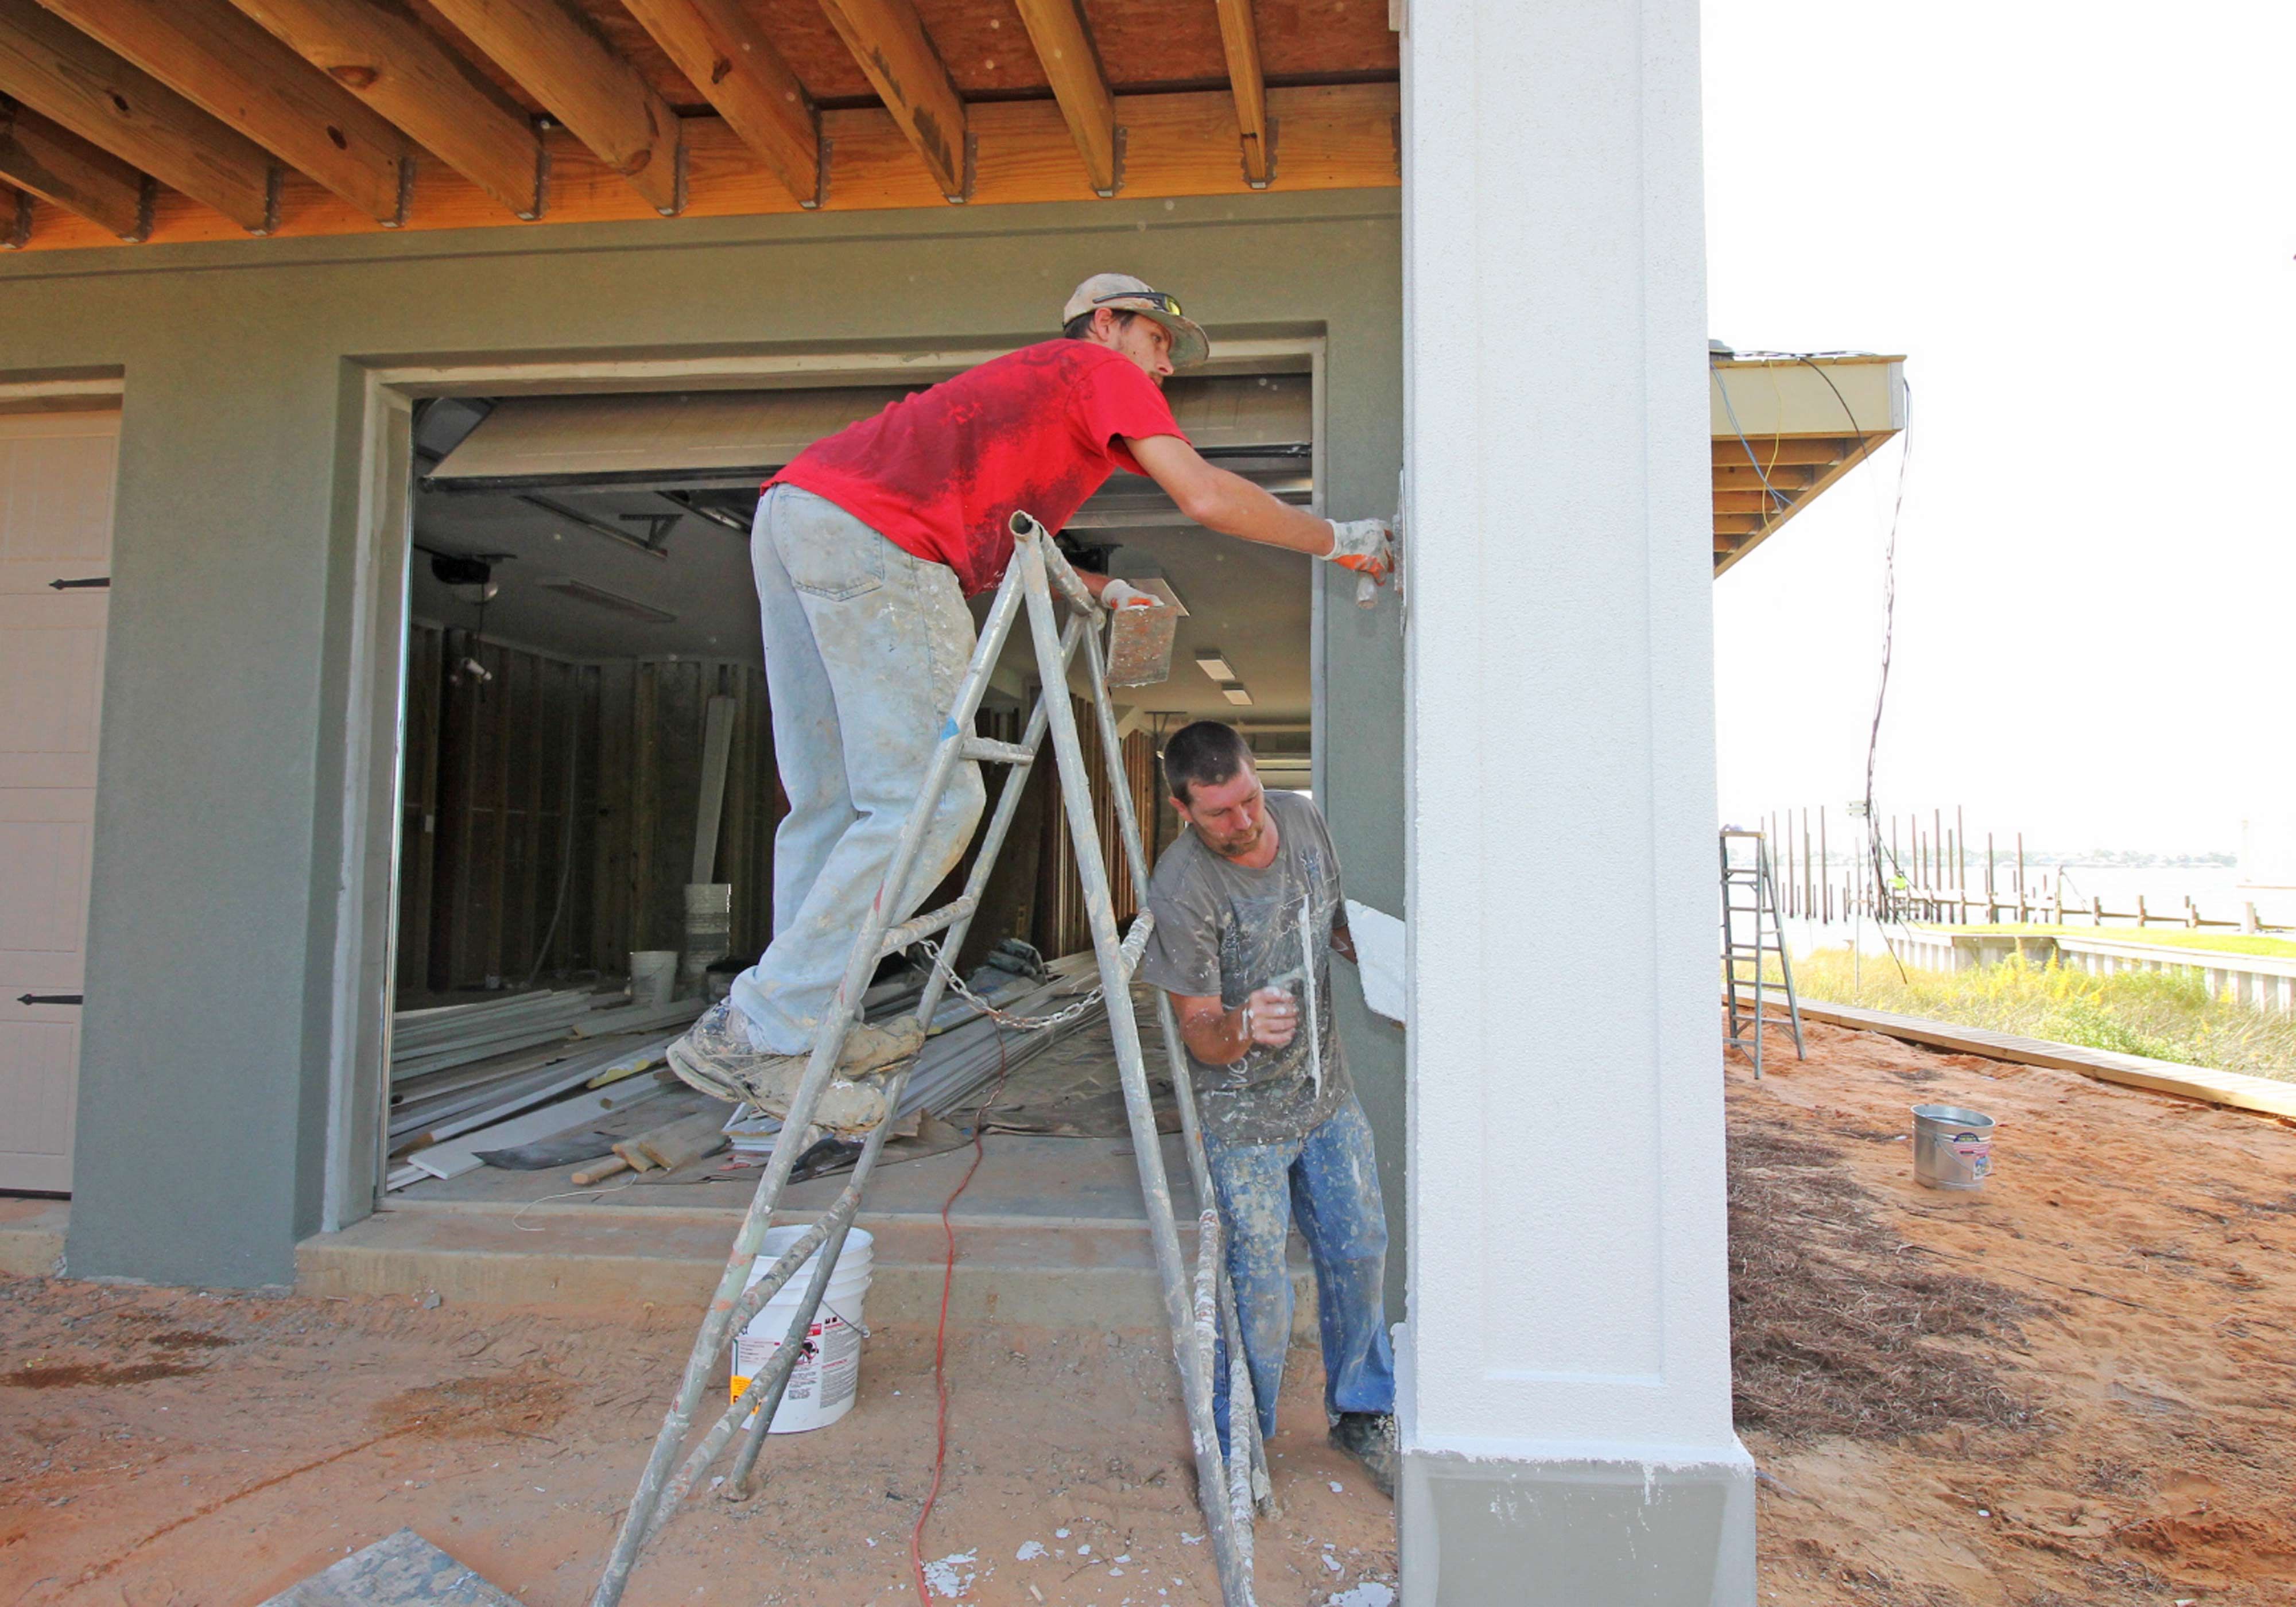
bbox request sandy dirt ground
[3,1014,2294,1605]
[1737,1020,2296,1606]
[0,1290,1393,1606]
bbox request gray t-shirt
[1138,789,1351,1146]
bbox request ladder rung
[961,737,1036,766]
[878,894,979,957]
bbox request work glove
[1100,579,1161,610]
[1321,518,1395,581]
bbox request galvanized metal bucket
[1911,1103,1995,1191]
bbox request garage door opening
[379,364,1318,1207]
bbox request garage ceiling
[409,366,1316,719]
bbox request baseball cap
[1061,273,1210,368]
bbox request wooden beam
[11,83,1402,251]
[1711,465,1819,495]
[1711,488,1797,514]
[224,0,543,219]
[1710,436,1853,467]
[1,178,28,246]
[1011,0,1115,196]
[1211,0,1270,187]
[0,0,274,228]
[0,98,147,236]
[1791,996,2296,1123]
[816,0,967,200]
[35,0,411,224]
[1711,513,1765,536]
[618,0,817,207]
[424,0,684,215]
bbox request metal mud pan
[1104,586,1182,687]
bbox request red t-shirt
[767,340,1189,594]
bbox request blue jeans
[729,486,986,1053]
[1204,1093,1396,1450]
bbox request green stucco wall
[0,191,1404,1294]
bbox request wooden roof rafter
[1012,0,1116,196]
[0,0,1404,252]
[34,0,414,226]
[815,0,969,201]
[1212,0,1270,187]
[0,96,150,239]
[618,0,820,207]
[424,0,684,214]
[224,0,548,220]
[0,0,279,231]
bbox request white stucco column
[1397,0,1753,1600]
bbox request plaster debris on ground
[921,1548,977,1598]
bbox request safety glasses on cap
[1095,288,1184,317]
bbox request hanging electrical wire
[1855,380,1914,971]
[1736,351,1916,970]
[1708,354,1792,514]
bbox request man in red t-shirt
[669,274,1393,1124]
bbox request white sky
[1702,1,2296,854]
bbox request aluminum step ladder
[1721,826,1804,1078]
[591,513,1271,1607]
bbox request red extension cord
[909,1035,1009,1605]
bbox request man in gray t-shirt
[1138,721,1397,1497]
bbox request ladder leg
[1016,531,1253,1607]
[718,616,1088,1503]
[593,558,1032,1607]
[1081,619,1273,1520]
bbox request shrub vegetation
[1786,947,2296,1082]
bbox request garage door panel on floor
[0,410,115,1193]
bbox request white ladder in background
[1722,826,1804,1079]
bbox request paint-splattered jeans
[729,484,985,1054]
[1205,1092,1397,1450]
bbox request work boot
[664,999,763,1104]
[666,1003,922,1136]
[1328,1411,1397,1499]
[838,1016,926,1076]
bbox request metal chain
[912,938,1110,1032]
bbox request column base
[1399,1442,1754,1606]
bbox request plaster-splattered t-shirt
[1137,790,1351,1146]
[766,340,1188,595]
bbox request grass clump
[1787,946,2296,1081]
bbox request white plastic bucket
[680,883,734,993]
[629,950,677,1008]
[731,1226,874,1434]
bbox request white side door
[0,410,118,1193]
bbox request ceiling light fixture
[1219,682,1254,707]
[1195,650,1234,681]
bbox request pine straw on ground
[1728,1119,2045,1442]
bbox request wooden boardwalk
[1786,998,2296,1122]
